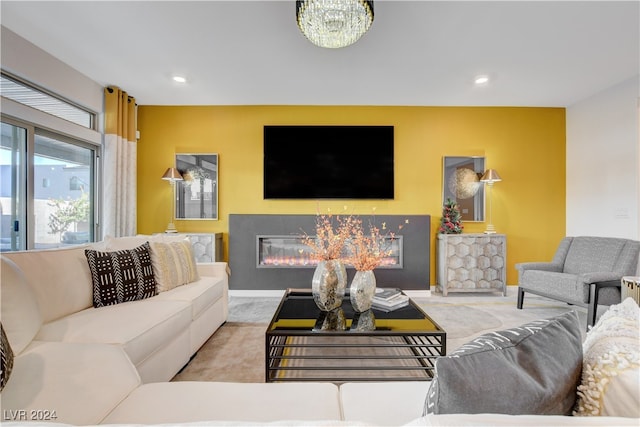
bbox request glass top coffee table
[265,289,446,382]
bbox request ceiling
[1,1,638,107]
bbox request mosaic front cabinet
[436,233,507,296]
[164,233,223,263]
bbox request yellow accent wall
[137,106,566,287]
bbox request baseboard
[403,290,431,299]
[229,289,286,298]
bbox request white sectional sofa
[1,236,638,426]
[1,235,229,384]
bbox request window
[1,70,99,251]
[0,73,95,129]
[1,121,97,251]
[33,132,95,248]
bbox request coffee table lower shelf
[266,333,443,382]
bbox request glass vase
[311,259,347,311]
[349,269,377,312]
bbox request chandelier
[296,0,374,49]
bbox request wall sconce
[480,169,502,234]
[161,167,183,233]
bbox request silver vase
[349,269,376,312]
[311,259,347,311]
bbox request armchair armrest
[515,262,563,273]
[577,271,623,286]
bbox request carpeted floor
[415,290,587,350]
[173,322,267,383]
[173,287,588,383]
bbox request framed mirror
[175,153,218,220]
[442,156,485,222]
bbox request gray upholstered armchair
[516,236,640,329]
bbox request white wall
[1,26,103,141]
[566,76,639,240]
[1,26,103,113]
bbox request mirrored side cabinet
[436,233,506,296]
[158,233,223,263]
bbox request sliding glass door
[0,121,27,251]
[0,120,96,250]
[34,132,95,248]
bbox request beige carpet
[173,322,267,383]
[173,289,588,383]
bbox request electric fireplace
[229,214,431,291]
[256,235,403,269]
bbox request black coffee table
[265,289,446,382]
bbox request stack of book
[372,288,410,312]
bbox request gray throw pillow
[424,310,582,415]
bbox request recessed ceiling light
[172,76,187,83]
[474,75,490,85]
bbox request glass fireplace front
[257,235,403,269]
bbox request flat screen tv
[264,125,394,199]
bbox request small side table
[154,232,223,263]
[436,233,507,296]
[621,276,640,305]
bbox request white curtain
[103,86,137,237]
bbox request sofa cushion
[102,381,342,424]
[0,257,43,354]
[103,233,187,251]
[103,234,150,250]
[414,414,640,426]
[1,341,140,425]
[424,310,582,415]
[1,323,14,391]
[35,299,191,367]
[574,297,640,418]
[85,242,157,307]
[341,381,431,425]
[153,276,224,319]
[563,237,625,275]
[2,246,93,323]
[150,239,200,292]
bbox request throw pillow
[424,310,582,416]
[85,242,157,307]
[573,297,640,418]
[1,323,14,391]
[149,239,200,292]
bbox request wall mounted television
[264,125,394,199]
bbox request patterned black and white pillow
[85,242,157,308]
[1,323,14,391]
[424,310,583,416]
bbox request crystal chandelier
[296,0,374,49]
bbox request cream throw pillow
[150,240,200,292]
[573,297,640,417]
